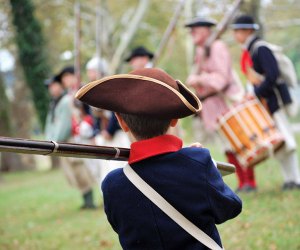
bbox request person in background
[85,56,130,183]
[46,69,98,209]
[231,14,300,190]
[86,56,108,82]
[56,66,78,95]
[70,99,99,208]
[185,16,256,192]
[126,46,183,137]
[125,46,154,70]
[85,57,110,135]
[45,75,72,145]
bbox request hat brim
[185,21,216,28]
[231,23,260,30]
[75,74,201,119]
[125,53,154,62]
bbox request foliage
[10,0,50,127]
[0,73,12,136]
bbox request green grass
[1,135,300,250]
[0,171,118,250]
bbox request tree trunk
[10,0,50,128]
[109,0,149,74]
[10,64,36,171]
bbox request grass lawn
[1,135,300,250]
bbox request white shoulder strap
[123,164,224,250]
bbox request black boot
[81,190,97,210]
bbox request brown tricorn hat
[75,68,202,119]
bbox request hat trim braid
[231,23,259,30]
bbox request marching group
[44,14,299,249]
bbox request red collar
[128,135,183,164]
[240,49,253,75]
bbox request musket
[204,0,243,56]
[189,0,243,100]
[74,1,81,90]
[152,0,186,66]
[0,137,235,176]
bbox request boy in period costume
[75,68,242,249]
[232,15,300,190]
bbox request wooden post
[152,0,186,67]
[74,1,81,89]
[109,0,149,74]
[95,0,102,78]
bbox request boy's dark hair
[118,113,171,140]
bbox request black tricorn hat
[185,17,217,28]
[231,15,260,30]
[44,74,61,87]
[75,68,202,119]
[125,46,154,62]
[56,66,75,82]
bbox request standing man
[125,46,154,70]
[86,56,108,82]
[231,14,300,190]
[45,75,72,146]
[126,45,183,137]
[84,57,130,182]
[45,71,98,209]
[85,57,110,134]
[56,66,78,95]
[185,17,257,192]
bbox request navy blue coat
[106,113,121,136]
[102,137,242,250]
[248,36,292,114]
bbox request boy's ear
[170,119,178,127]
[115,113,130,132]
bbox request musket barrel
[0,137,54,155]
[0,137,234,176]
[0,137,129,161]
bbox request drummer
[231,15,300,190]
[185,16,257,192]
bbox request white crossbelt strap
[123,164,224,250]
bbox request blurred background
[0,0,300,249]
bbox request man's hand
[101,130,112,141]
[246,68,264,86]
[189,142,203,148]
[186,74,201,87]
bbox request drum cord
[260,139,274,161]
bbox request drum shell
[217,96,284,167]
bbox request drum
[217,96,284,167]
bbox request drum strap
[123,164,224,250]
[199,84,230,102]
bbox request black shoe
[80,204,97,210]
[243,185,257,193]
[282,182,295,191]
[235,185,257,193]
[81,190,98,209]
[294,183,300,189]
[235,187,243,193]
